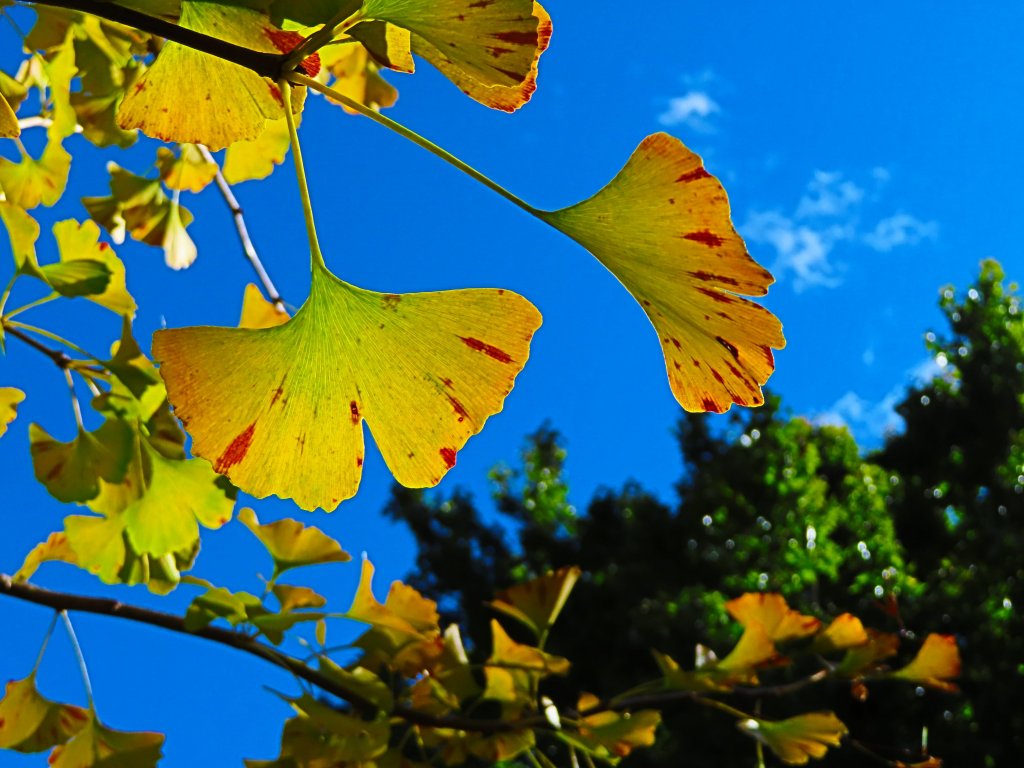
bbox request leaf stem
[4,292,59,320]
[5,320,99,361]
[64,367,84,429]
[196,144,286,312]
[288,73,540,218]
[31,612,60,675]
[60,610,96,712]
[280,79,326,273]
[285,7,364,71]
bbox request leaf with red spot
[152,260,541,511]
[48,711,164,768]
[539,133,785,413]
[359,0,551,111]
[0,675,89,753]
[117,1,307,150]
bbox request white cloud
[796,171,864,219]
[742,211,848,292]
[814,390,904,441]
[863,214,939,252]
[657,91,720,131]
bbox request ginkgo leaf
[224,117,292,184]
[0,139,71,209]
[0,201,40,272]
[1,387,25,439]
[117,1,309,150]
[889,634,961,692]
[272,583,327,612]
[737,712,848,766]
[29,419,133,504]
[0,91,18,138]
[44,36,77,141]
[239,283,289,329]
[163,196,198,270]
[318,658,394,713]
[157,144,218,192]
[318,36,398,114]
[64,514,130,583]
[348,20,415,74]
[346,558,423,636]
[0,675,89,752]
[48,713,164,768]
[360,0,551,111]
[726,593,821,643]
[239,507,351,576]
[651,649,729,693]
[833,629,900,678]
[489,565,580,640]
[484,619,568,704]
[36,259,111,299]
[259,700,390,765]
[573,692,661,760]
[153,262,542,511]
[184,586,267,631]
[52,219,136,315]
[539,133,785,413]
[13,531,78,582]
[812,613,869,654]
[715,621,784,681]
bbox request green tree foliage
[387,261,1022,766]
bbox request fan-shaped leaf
[48,713,164,768]
[52,220,136,315]
[539,133,784,412]
[737,712,847,766]
[153,262,541,510]
[726,593,821,643]
[0,675,89,753]
[489,565,580,640]
[573,692,661,760]
[239,507,351,576]
[157,144,217,192]
[0,139,71,209]
[0,91,18,138]
[0,387,25,439]
[224,118,292,184]
[889,634,961,692]
[29,419,133,504]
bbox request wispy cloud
[742,171,937,292]
[657,91,720,132]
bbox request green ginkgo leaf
[64,514,130,584]
[539,133,785,413]
[737,712,848,766]
[0,139,71,209]
[117,0,309,150]
[36,259,111,299]
[272,583,327,612]
[48,712,164,768]
[184,586,268,632]
[44,34,78,141]
[239,507,351,576]
[359,0,551,111]
[0,675,89,752]
[29,419,134,504]
[52,219,137,316]
[1,387,26,439]
[153,261,542,511]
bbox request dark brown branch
[2,323,73,369]
[0,575,549,734]
[24,0,287,79]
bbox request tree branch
[24,0,286,79]
[2,322,73,369]
[196,144,287,312]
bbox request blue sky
[2,1,1023,764]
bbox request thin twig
[2,322,73,369]
[196,144,286,312]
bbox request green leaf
[489,565,580,640]
[29,419,133,504]
[0,387,26,439]
[287,695,391,763]
[36,260,111,298]
[52,219,137,316]
[152,261,541,511]
[318,658,394,713]
[48,712,164,767]
[184,586,268,631]
[0,675,89,752]
[737,712,848,766]
[239,507,351,576]
[538,133,785,413]
[0,139,71,209]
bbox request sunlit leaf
[0,675,89,752]
[651,649,729,693]
[361,0,551,111]
[812,613,869,654]
[726,593,821,643]
[64,514,130,583]
[737,712,848,766]
[29,419,133,504]
[489,565,580,640]
[710,621,784,685]
[572,691,661,760]
[272,583,326,612]
[317,32,399,114]
[44,35,78,141]
[539,133,785,413]
[153,262,541,511]
[48,712,164,768]
[484,619,569,704]
[0,387,25,439]
[318,658,394,713]
[184,585,267,631]
[239,507,351,576]
[13,531,78,582]
[117,1,309,150]
[224,117,292,185]
[347,558,422,635]
[0,139,71,209]
[52,219,136,315]
[157,144,218,192]
[0,201,40,273]
[162,196,198,270]
[286,695,391,763]
[0,91,18,138]
[239,283,290,329]
[889,634,961,692]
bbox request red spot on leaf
[356,456,363,468]
[215,422,256,473]
[382,294,401,310]
[447,394,469,423]
[711,368,725,385]
[263,28,321,76]
[683,230,726,248]
[441,377,453,388]
[459,336,513,363]
[493,29,538,46]
[716,336,740,360]
[689,270,739,287]
[268,83,283,106]
[440,447,457,469]
[350,401,361,424]
[760,345,776,369]
[270,376,287,407]
[697,287,734,304]
[676,167,711,183]
[701,397,722,413]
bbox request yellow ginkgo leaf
[0,91,19,138]
[715,621,784,681]
[153,262,541,511]
[738,712,848,766]
[575,692,661,760]
[52,219,136,316]
[812,613,869,654]
[223,117,293,185]
[889,634,961,692]
[540,133,785,413]
[239,283,289,329]
[361,0,551,111]
[726,593,822,643]
[489,565,580,640]
[1,387,25,439]
[156,143,218,192]
[117,1,309,150]
[0,139,71,209]
[238,507,351,576]
[0,675,89,752]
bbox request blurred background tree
[384,259,1022,767]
